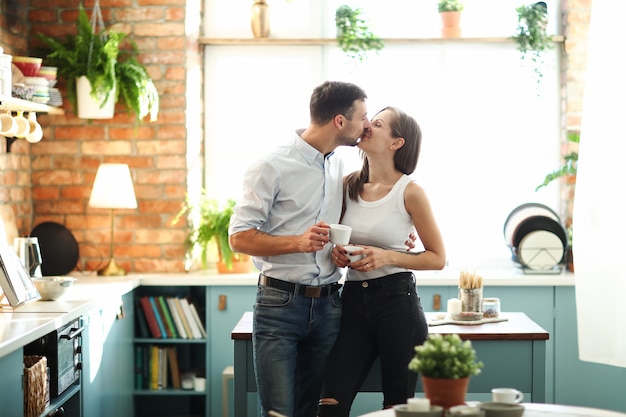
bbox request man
[228,80,370,417]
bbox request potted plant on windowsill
[37,4,159,122]
[409,333,483,409]
[335,5,384,62]
[438,0,464,38]
[173,193,253,274]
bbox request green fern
[536,132,579,191]
[37,4,158,122]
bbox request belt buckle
[304,286,322,298]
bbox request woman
[317,107,446,417]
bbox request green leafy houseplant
[335,5,384,62]
[513,1,552,81]
[409,334,483,379]
[37,4,159,122]
[173,193,239,271]
[535,132,579,191]
[438,0,464,12]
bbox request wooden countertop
[231,311,549,341]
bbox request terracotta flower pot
[421,375,469,409]
[439,11,462,38]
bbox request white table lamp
[88,163,137,276]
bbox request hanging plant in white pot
[37,2,159,122]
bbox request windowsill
[199,35,565,46]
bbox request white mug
[343,245,364,263]
[25,112,43,143]
[491,387,524,404]
[0,111,17,136]
[329,224,352,245]
[13,110,30,138]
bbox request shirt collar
[294,130,333,166]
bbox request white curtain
[573,0,626,367]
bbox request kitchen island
[231,311,550,417]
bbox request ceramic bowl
[12,56,43,77]
[32,276,76,301]
[394,404,444,417]
[478,402,524,417]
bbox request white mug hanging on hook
[0,109,17,136]
[13,110,30,138]
[25,112,43,143]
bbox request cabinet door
[207,286,257,417]
[82,291,134,417]
[0,348,23,416]
[484,286,555,403]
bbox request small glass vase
[459,287,483,312]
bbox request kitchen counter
[0,268,573,359]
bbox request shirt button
[362,281,369,288]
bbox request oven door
[24,318,84,397]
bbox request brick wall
[1,0,202,273]
[0,0,589,274]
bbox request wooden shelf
[0,95,64,115]
[199,36,565,46]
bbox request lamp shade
[88,163,138,209]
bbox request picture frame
[0,244,40,308]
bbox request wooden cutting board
[428,316,509,326]
[0,204,19,246]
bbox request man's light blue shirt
[229,132,344,286]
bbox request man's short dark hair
[309,81,367,124]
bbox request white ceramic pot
[76,75,115,119]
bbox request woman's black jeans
[318,272,428,417]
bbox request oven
[24,318,84,397]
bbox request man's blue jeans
[253,284,342,417]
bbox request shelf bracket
[5,136,18,153]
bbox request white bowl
[32,276,76,301]
[394,404,443,417]
[479,402,525,417]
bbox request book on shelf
[135,345,144,389]
[139,296,162,338]
[166,297,188,339]
[158,346,168,389]
[173,297,194,339]
[188,301,207,338]
[179,297,203,339]
[149,296,168,339]
[157,296,179,338]
[167,346,181,389]
[153,296,173,338]
[135,300,150,338]
[149,345,160,390]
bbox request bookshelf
[133,286,208,417]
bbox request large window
[202,0,562,270]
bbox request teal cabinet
[82,291,134,417]
[207,286,256,417]
[132,285,208,417]
[0,348,23,416]
[554,287,626,412]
